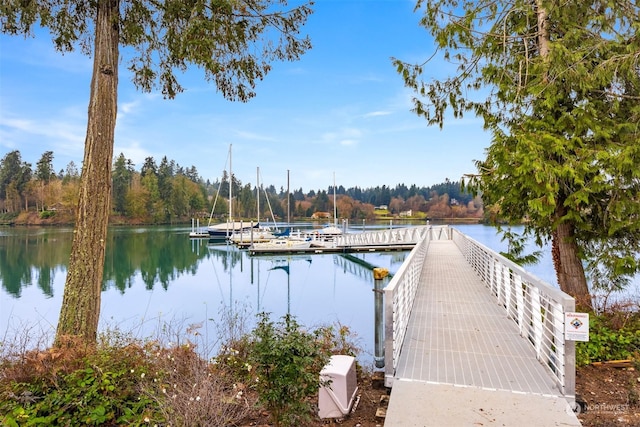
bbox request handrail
[451,228,576,398]
[335,225,432,247]
[382,229,434,387]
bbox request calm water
[1,224,411,361]
[2,224,634,362]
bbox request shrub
[0,337,156,426]
[576,312,640,366]
[0,315,361,427]
[38,210,56,219]
[139,341,256,426]
[249,313,333,427]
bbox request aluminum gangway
[382,226,581,426]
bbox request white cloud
[114,140,152,167]
[363,111,391,118]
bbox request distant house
[311,211,331,219]
[399,209,413,217]
[48,202,64,211]
[375,205,388,211]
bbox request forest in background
[0,150,484,224]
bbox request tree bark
[536,1,550,61]
[551,205,593,311]
[56,0,120,344]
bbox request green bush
[250,313,333,427]
[0,342,157,426]
[576,313,640,366]
[38,210,56,219]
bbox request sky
[0,0,490,193]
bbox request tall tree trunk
[536,1,550,61]
[56,0,120,345]
[551,205,593,311]
[537,1,592,310]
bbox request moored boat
[208,221,258,241]
[250,236,312,251]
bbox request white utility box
[318,355,358,419]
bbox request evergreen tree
[395,0,640,309]
[35,151,55,183]
[0,150,32,211]
[112,153,134,215]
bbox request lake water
[1,223,635,364]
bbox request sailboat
[315,172,343,237]
[228,167,289,245]
[207,144,258,241]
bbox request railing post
[504,265,513,314]
[496,258,502,298]
[530,286,543,359]
[562,296,576,400]
[384,284,394,386]
[515,274,525,334]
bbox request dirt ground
[575,363,640,427]
[243,363,640,427]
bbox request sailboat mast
[256,167,260,225]
[229,144,233,224]
[287,169,290,225]
[333,172,337,228]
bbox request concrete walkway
[384,241,581,426]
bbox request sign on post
[565,312,589,341]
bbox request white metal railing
[382,229,433,387]
[336,225,445,247]
[451,228,576,398]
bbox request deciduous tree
[1,0,314,343]
[397,0,640,310]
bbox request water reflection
[1,226,407,362]
[0,228,74,298]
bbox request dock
[382,234,580,425]
[247,241,415,255]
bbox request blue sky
[0,0,489,192]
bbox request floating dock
[248,242,415,256]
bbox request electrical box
[318,355,358,419]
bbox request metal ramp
[384,240,581,426]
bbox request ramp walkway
[384,240,581,426]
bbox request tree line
[0,149,484,223]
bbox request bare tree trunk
[56,0,119,344]
[552,205,593,311]
[536,1,550,61]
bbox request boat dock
[246,241,415,255]
[244,225,433,255]
[200,223,581,424]
[380,227,580,425]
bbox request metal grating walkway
[384,240,581,426]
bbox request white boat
[317,225,342,236]
[229,227,275,244]
[230,226,292,245]
[250,237,312,251]
[208,221,258,241]
[229,167,287,245]
[206,144,258,241]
